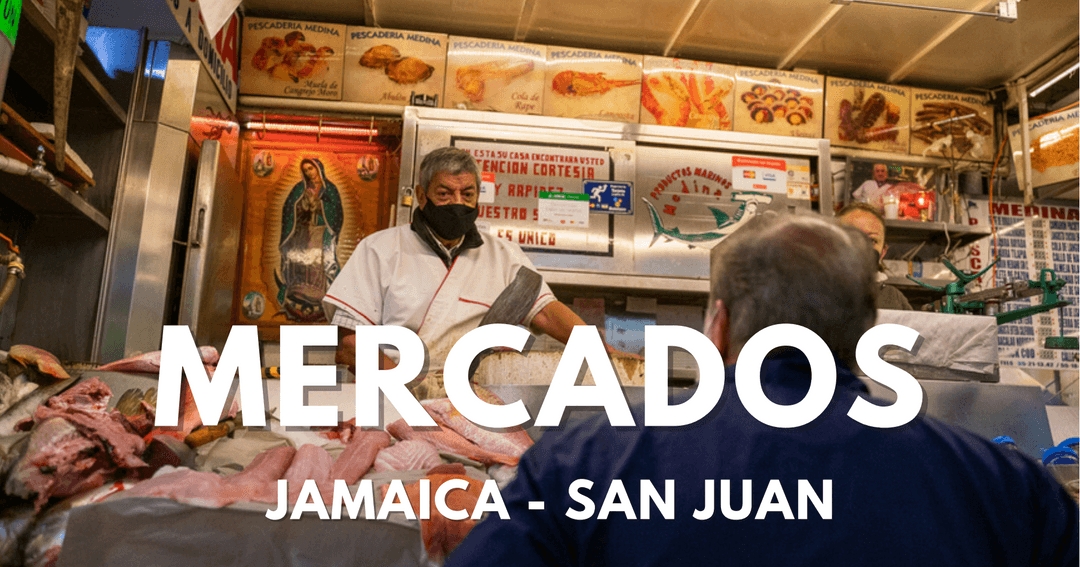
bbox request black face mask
[418,203,478,241]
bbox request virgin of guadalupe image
[275,157,344,321]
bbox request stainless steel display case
[399,106,832,294]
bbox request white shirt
[322,224,555,368]
[852,179,892,211]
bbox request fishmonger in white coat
[323,146,606,371]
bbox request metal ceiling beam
[514,0,541,42]
[775,4,845,70]
[1007,41,1080,90]
[662,0,712,57]
[887,0,996,83]
[363,0,377,27]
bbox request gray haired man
[324,146,599,370]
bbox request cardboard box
[733,67,824,138]
[240,18,345,100]
[543,47,642,123]
[640,56,734,130]
[825,77,911,153]
[343,27,447,107]
[443,36,545,114]
[910,88,994,162]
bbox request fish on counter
[384,462,486,562]
[96,346,219,374]
[373,439,444,473]
[328,429,391,485]
[6,377,148,510]
[386,419,519,467]
[421,398,533,459]
[7,345,69,380]
[117,445,298,507]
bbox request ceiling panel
[795,3,985,83]
[901,0,1080,88]
[673,0,841,68]
[520,0,687,55]
[375,0,522,39]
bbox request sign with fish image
[633,145,803,278]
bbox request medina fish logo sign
[643,191,773,248]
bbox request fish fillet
[97,346,219,373]
[421,398,533,458]
[393,472,485,561]
[373,439,444,472]
[283,444,334,504]
[118,445,297,507]
[386,419,518,467]
[328,429,391,485]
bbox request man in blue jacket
[446,212,1078,566]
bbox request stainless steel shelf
[883,218,991,249]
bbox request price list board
[963,198,1078,370]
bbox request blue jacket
[447,351,1079,566]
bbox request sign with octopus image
[240,18,345,100]
[343,27,447,107]
[825,78,911,154]
[732,67,823,138]
[910,88,994,162]
[443,37,547,114]
[543,47,643,123]
[237,141,389,334]
[639,56,734,130]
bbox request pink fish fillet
[386,419,518,467]
[374,439,444,473]
[220,445,297,503]
[97,346,219,373]
[118,445,297,507]
[421,398,533,458]
[120,468,231,507]
[329,429,391,485]
[283,444,335,504]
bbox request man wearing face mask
[323,146,595,370]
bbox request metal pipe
[830,0,1015,20]
[0,150,66,193]
[1017,82,1034,206]
[0,255,24,315]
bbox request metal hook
[317,115,323,143]
[257,113,267,140]
[368,116,374,143]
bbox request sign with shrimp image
[639,56,734,130]
[343,27,447,106]
[240,18,344,100]
[733,67,824,138]
[543,47,642,123]
[237,143,389,335]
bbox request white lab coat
[323,224,555,367]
